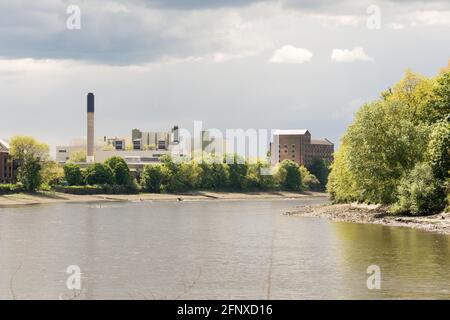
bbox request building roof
[273,129,309,135]
[0,138,10,152]
[311,138,334,146]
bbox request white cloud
[269,45,313,64]
[408,10,450,26]
[331,47,373,63]
[388,22,406,30]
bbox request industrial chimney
[86,93,95,163]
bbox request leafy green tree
[41,161,64,188]
[84,163,114,185]
[344,100,429,203]
[141,165,164,193]
[105,156,131,186]
[199,158,229,190]
[307,158,330,188]
[299,166,321,191]
[63,164,84,186]
[246,161,276,190]
[426,121,450,180]
[391,163,445,215]
[9,136,50,191]
[276,160,302,191]
[227,154,248,190]
[68,149,86,163]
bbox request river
[0,198,449,299]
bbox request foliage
[63,164,84,186]
[276,160,302,191]
[104,156,131,186]
[328,66,450,214]
[141,164,165,193]
[68,149,86,163]
[84,163,114,185]
[299,166,321,191]
[227,154,249,190]
[54,184,138,195]
[246,161,277,190]
[41,161,64,188]
[0,184,24,195]
[391,163,445,215]
[426,121,450,180]
[307,158,330,188]
[9,136,50,191]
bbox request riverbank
[0,191,327,207]
[286,203,450,235]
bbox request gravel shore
[0,191,327,207]
[286,203,450,235]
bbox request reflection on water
[0,198,449,299]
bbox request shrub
[141,165,164,193]
[42,161,65,187]
[54,184,138,195]
[276,160,302,191]
[0,184,24,195]
[17,159,42,192]
[104,156,131,186]
[391,163,445,215]
[84,163,114,185]
[63,164,84,186]
[299,166,321,191]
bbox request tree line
[1,137,330,194]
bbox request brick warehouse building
[270,130,334,166]
[0,139,16,184]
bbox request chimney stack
[86,93,95,163]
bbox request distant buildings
[270,129,333,166]
[0,139,17,183]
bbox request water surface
[0,198,449,299]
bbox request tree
[9,136,50,191]
[227,154,248,190]
[246,161,276,190]
[276,160,302,191]
[307,158,330,188]
[141,165,164,193]
[63,164,84,186]
[343,100,429,203]
[426,120,450,181]
[299,166,321,191]
[84,163,114,185]
[41,161,64,188]
[68,149,86,163]
[391,163,445,215]
[105,156,131,186]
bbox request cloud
[269,45,313,64]
[331,47,373,62]
[388,22,406,30]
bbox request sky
[0,0,449,157]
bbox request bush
[63,164,84,186]
[105,157,131,186]
[307,158,330,188]
[0,184,24,195]
[42,161,65,187]
[17,159,42,192]
[141,165,164,193]
[54,184,138,195]
[276,160,302,191]
[299,166,321,191]
[84,163,114,185]
[391,163,445,215]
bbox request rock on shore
[286,203,450,235]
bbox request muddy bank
[0,191,327,207]
[286,203,450,235]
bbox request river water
[0,198,449,299]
